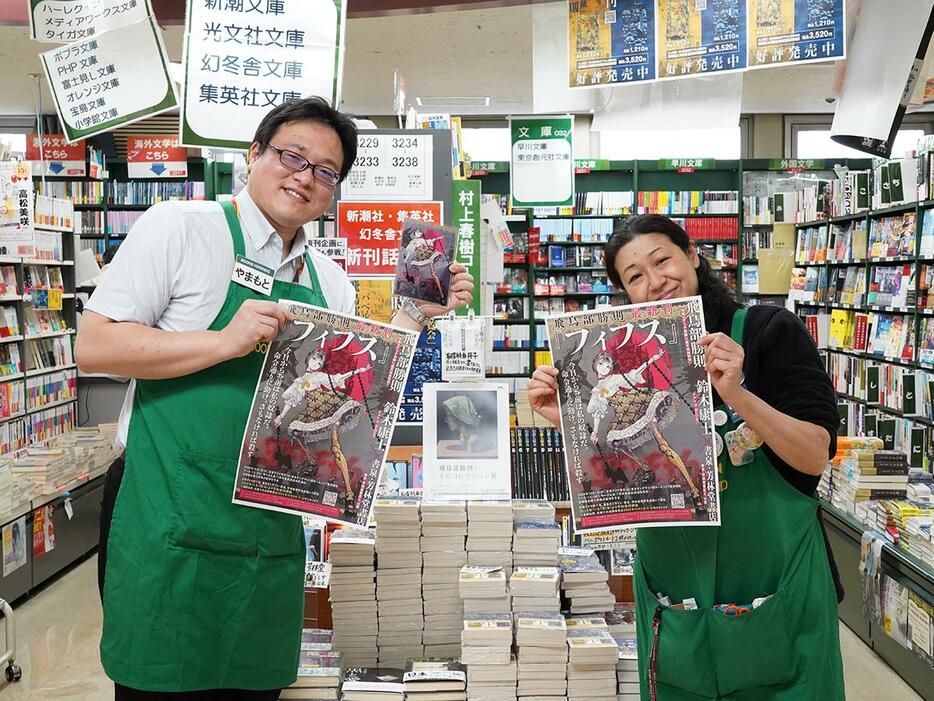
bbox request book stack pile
[403,658,468,701]
[421,500,468,659]
[280,647,343,700]
[512,519,561,567]
[460,612,515,700]
[832,447,910,515]
[607,605,639,701]
[340,668,405,701]
[559,552,614,614]
[566,623,619,701]
[327,528,378,667]
[509,567,561,614]
[512,500,556,522]
[373,497,424,668]
[467,501,514,574]
[514,612,568,701]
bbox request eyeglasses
[266,144,340,188]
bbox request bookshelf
[36,157,232,267]
[789,196,934,468]
[473,159,876,378]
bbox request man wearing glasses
[76,97,474,700]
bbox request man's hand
[218,300,292,360]
[415,264,475,318]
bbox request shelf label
[26,135,86,178]
[658,158,714,172]
[127,135,188,179]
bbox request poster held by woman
[545,296,721,533]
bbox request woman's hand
[699,332,745,406]
[529,365,561,429]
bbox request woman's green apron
[100,202,327,692]
[634,308,845,700]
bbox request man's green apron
[100,202,327,692]
[634,308,845,701]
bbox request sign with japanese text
[40,15,178,142]
[579,527,637,550]
[510,116,574,208]
[308,237,347,270]
[767,158,826,172]
[568,0,656,89]
[469,161,508,176]
[337,201,443,275]
[305,560,331,588]
[0,162,36,258]
[452,180,481,316]
[574,158,611,173]
[127,135,188,178]
[25,134,86,177]
[29,0,152,44]
[657,0,746,79]
[341,134,434,202]
[748,0,845,68]
[353,278,395,325]
[180,0,347,149]
[399,328,442,424]
[658,158,715,172]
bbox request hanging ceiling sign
[568,0,657,89]
[29,0,153,44]
[657,0,746,80]
[180,0,347,149]
[748,0,845,69]
[510,115,575,208]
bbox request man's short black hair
[251,97,358,182]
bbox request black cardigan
[707,302,844,602]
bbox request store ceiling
[0,3,865,120]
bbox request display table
[0,462,111,603]
[821,501,934,701]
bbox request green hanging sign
[767,159,827,171]
[452,179,482,316]
[658,158,715,171]
[510,115,575,207]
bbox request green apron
[100,201,327,692]
[634,308,845,701]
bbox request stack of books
[421,500,468,659]
[340,668,405,701]
[374,497,424,668]
[328,529,378,667]
[608,605,639,700]
[466,501,514,573]
[566,624,620,701]
[509,567,561,614]
[559,552,614,614]
[461,612,515,699]
[512,519,561,567]
[832,448,910,513]
[514,612,568,700]
[280,647,343,700]
[459,565,510,615]
[403,658,468,701]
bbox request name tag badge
[232,255,274,296]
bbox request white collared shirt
[86,188,356,447]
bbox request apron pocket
[169,448,258,557]
[655,607,718,698]
[634,560,718,698]
[708,589,797,694]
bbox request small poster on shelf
[2,517,27,577]
[422,382,511,501]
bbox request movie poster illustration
[394,219,457,306]
[234,301,418,527]
[546,297,720,533]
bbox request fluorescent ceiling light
[415,96,491,107]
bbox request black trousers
[100,458,282,701]
[114,685,281,701]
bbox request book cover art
[546,297,720,532]
[403,658,467,684]
[399,329,442,424]
[234,301,418,527]
[342,667,405,692]
[394,219,456,306]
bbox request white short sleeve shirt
[85,188,356,447]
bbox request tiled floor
[0,555,924,700]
